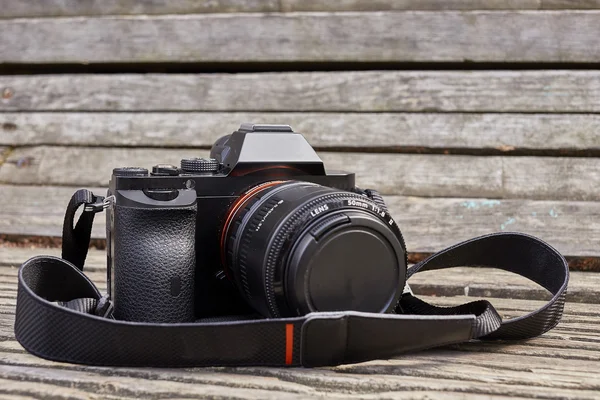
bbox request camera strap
[14,189,569,367]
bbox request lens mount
[222,181,407,318]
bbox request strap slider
[396,283,414,314]
[94,296,114,318]
[84,195,114,213]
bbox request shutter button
[151,164,180,176]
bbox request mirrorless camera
[107,124,408,322]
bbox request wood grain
[283,0,600,12]
[2,112,600,152]
[0,361,598,400]
[2,146,599,201]
[0,147,9,164]
[3,12,600,63]
[1,185,598,260]
[3,0,600,18]
[0,185,106,239]
[3,71,600,112]
[0,0,279,18]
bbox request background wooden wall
[1,1,600,399]
[1,1,599,269]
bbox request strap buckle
[94,296,114,318]
[84,195,114,213]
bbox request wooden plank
[2,146,600,201]
[0,362,599,400]
[283,0,600,12]
[391,196,600,259]
[411,268,600,304]
[2,246,599,303]
[1,185,598,261]
[0,0,279,18]
[3,0,600,18]
[0,247,106,269]
[0,362,596,400]
[3,13,600,63]
[0,368,315,400]
[3,72,600,113]
[2,112,600,152]
[0,185,106,239]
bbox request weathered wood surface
[3,13,600,63]
[1,257,599,399]
[0,0,279,17]
[283,0,600,12]
[1,247,598,303]
[1,185,598,263]
[0,147,8,164]
[2,112,600,152]
[3,0,600,18]
[0,4,598,399]
[1,147,599,201]
[3,72,600,112]
[0,247,106,269]
[0,185,107,239]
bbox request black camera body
[107,124,407,323]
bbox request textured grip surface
[113,204,197,322]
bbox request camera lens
[221,181,407,318]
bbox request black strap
[61,189,105,271]
[14,189,569,367]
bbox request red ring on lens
[220,181,285,276]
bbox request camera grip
[112,203,197,322]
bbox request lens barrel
[222,181,407,318]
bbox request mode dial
[180,158,220,173]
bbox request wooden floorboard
[3,0,600,18]
[1,186,598,263]
[3,12,600,63]
[1,147,599,201]
[3,72,600,112]
[1,112,599,152]
[0,259,598,399]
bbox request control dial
[113,167,148,177]
[180,158,220,173]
